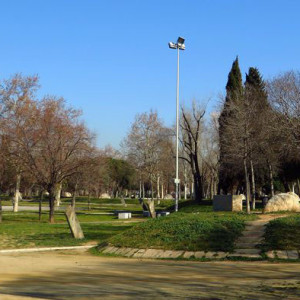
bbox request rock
[99,193,111,199]
[63,192,72,197]
[164,194,173,200]
[264,193,300,212]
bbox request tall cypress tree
[245,67,268,106]
[218,57,244,194]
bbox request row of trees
[1,58,299,221]
[0,75,137,222]
[219,58,300,212]
[122,58,299,212]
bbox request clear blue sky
[0,0,299,148]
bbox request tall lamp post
[168,37,185,212]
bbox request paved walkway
[0,252,299,299]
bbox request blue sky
[0,0,299,148]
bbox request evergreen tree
[218,57,244,194]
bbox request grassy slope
[110,201,256,252]
[262,215,300,251]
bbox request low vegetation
[110,202,256,252]
[262,215,300,251]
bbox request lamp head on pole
[168,37,186,50]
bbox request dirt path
[0,251,299,299]
[234,214,287,257]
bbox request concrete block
[194,251,206,258]
[118,212,132,219]
[133,249,146,258]
[65,205,84,239]
[124,248,139,257]
[102,246,115,254]
[213,195,243,212]
[287,250,299,259]
[205,252,217,258]
[266,251,275,258]
[215,252,228,258]
[275,250,288,259]
[168,251,183,258]
[183,251,195,258]
[157,211,170,217]
[142,249,160,258]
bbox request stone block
[215,252,228,258]
[287,250,299,259]
[183,251,195,258]
[205,252,218,258]
[133,249,146,258]
[124,248,139,257]
[157,211,170,218]
[168,251,183,258]
[275,250,288,259]
[118,212,132,219]
[161,250,174,258]
[266,251,275,259]
[142,249,160,258]
[152,250,165,258]
[65,205,84,239]
[194,251,206,258]
[213,195,243,212]
[102,246,116,254]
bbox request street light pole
[168,37,185,212]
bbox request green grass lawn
[109,201,257,252]
[0,211,137,249]
[262,214,300,251]
[0,198,260,252]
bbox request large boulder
[63,192,72,197]
[99,193,111,199]
[264,192,300,212]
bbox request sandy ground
[0,251,299,299]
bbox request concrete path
[0,252,299,299]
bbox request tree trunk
[142,182,145,199]
[139,179,142,198]
[88,192,91,211]
[48,188,55,223]
[13,174,21,212]
[72,184,77,208]
[55,183,62,207]
[0,197,2,223]
[268,161,274,197]
[193,173,203,204]
[39,191,43,221]
[156,175,160,199]
[250,160,256,210]
[161,182,164,199]
[210,177,214,200]
[243,158,251,214]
